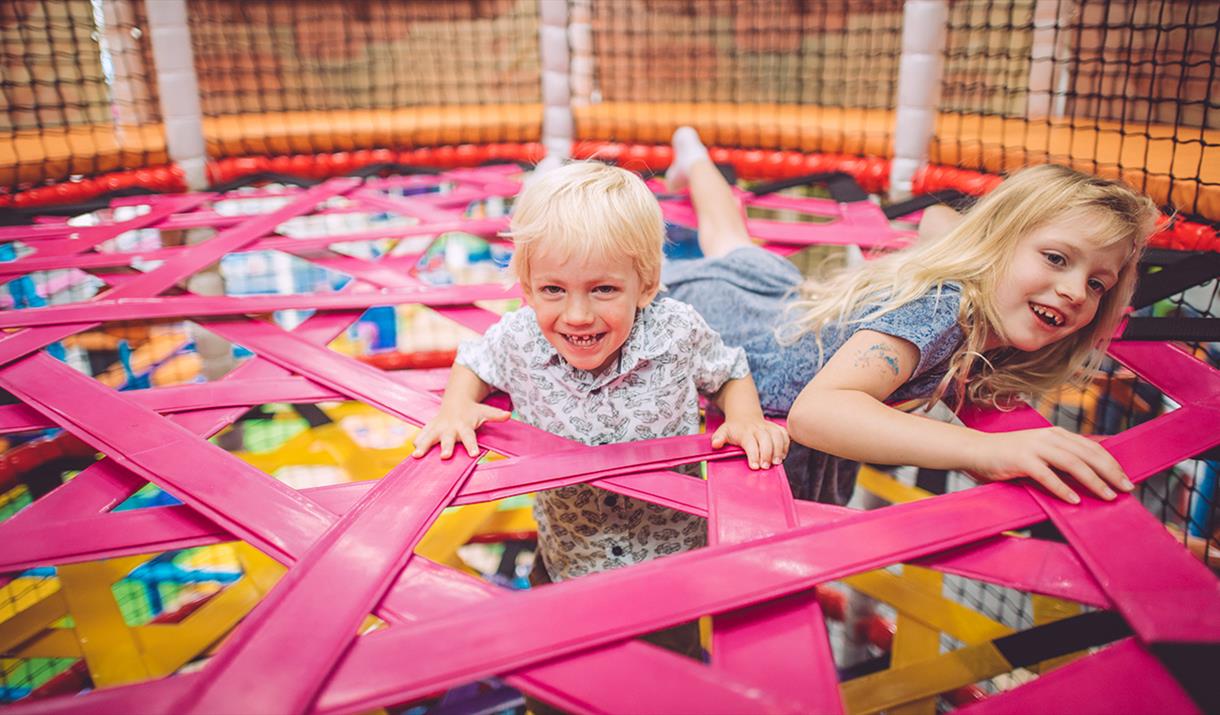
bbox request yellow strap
[889,566,943,715]
[845,570,1013,646]
[842,641,1013,714]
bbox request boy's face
[522,245,658,374]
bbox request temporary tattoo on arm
[852,342,903,377]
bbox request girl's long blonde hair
[783,164,1158,409]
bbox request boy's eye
[538,285,564,296]
[1043,252,1067,267]
[592,285,619,295]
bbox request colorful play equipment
[0,163,1217,714]
[2,1,1218,714]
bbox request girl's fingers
[439,433,456,460]
[1067,438,1133,492]
[1046,446,1118,501]
[1028,464,1081,504]
[710,424,729,449]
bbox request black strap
[749,171,868,203]
[1149,642,1220,715]
[1118,317,1220,342]
[1131,251,1220,309]
[882,189,971,219]
[993,610,1130,669]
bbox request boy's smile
[988,213,1128,352]
[523,246,658,375]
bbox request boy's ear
[637,274,662,308]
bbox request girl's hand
[968,426,1134,504]
[412,403,511,459]
[712,417,790,470]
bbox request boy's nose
[563,297,595,325]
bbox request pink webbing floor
[0,166,1216,714]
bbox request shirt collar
[525,301,672,390]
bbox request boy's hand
[412,403,511,459]
[968,427,1134,504]
[711,417,790,470]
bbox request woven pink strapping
[0,165,1215,714]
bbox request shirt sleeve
[681,304,752,395]
[454,309,524,392]
[853,285,962,379]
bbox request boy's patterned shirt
[456,297,750,581]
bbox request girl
[661,127,1159,505]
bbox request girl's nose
[1056,275,1086,304]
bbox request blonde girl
[662,127,1159,505]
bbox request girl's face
[522,245,658,374]
[986,214,1129,352]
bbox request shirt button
[611,546,624,556]
[604,495,618,507]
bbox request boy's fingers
[770,427,789,462]
[474,406,511,427]
[439,434,455,459]
[743,434,760,469]
[411,428,434,457]
[753,430,774,469]
[459,428,479,458]
[710,424,728,448]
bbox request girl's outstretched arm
[788,330,1133,504]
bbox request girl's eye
[1088,278,1107,294]
[1043,252,1067,267]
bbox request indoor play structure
[0,1,1217,714]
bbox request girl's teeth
[1031,304,1061,326]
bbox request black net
[185,0,543,158]
[1,4,1219,706]
[578,0,902,156]
[1,0,163,192]
[934,0,1219,224]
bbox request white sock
[665,126,708,192]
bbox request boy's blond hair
[784,163,1159,409]
[506,161,665,290]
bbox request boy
[412,160,788,586]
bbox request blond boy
[413,161,787,584]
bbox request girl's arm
[412,364,510,459]
[709,375,790,470]
[788,330,1132,504]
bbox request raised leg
[667,127,753,259]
